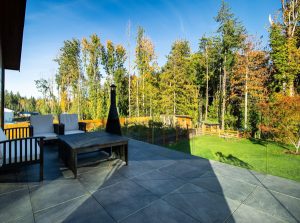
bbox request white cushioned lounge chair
[59,114,86,135]
[0,127,44,181]
[30,114,59,140]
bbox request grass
[167,135,300,182]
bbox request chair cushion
[34,132,57,140]
[59,114,79,131]
[64,130,85,135]
[0,128,8,165]
[30,115,54,134]
[0,139,40,167]
[0,128,7,141]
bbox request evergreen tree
[55,39,82,114]
[160,40,198,121]
[133,27,159,117]
[82,34,102,119]
[101,41,128,116]
[215,0,246,129]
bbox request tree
[231,37,269,131]
[135,26,144,117]
[127,20,132,117]
[55,39,82,113]
[160,40,198,120]
[199,36,221,122]
[101,41,128,116]
[82,34,102,119]
[134,26,158,117]
[215,0,246,129]
[269,0,300,96]
[115,44,129,116]
[35,78,58,114]
[5,91,38,113]
[260,95,300,153]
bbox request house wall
[0,36,4,129]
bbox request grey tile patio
[0,181,28,195]
[129,150,176,169]
[163,183,241,222]
[78,165,127,192]
[116,160,155,178]
[8,213,35,223]
[261,174,300,199]
[30,179,88,212]
[209,162,267,186]
[120,199,199,223]
[0,138,300,223]
[226,204,286,223]
[131,170,185,196]
[190,175,257,202]
[0,189,32,222]
[159,161,210,179]
[34,195,115,223]
[92,179,159,221]
[7,213,35,223]
[243,186,300,223]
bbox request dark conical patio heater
[105,84,122,135]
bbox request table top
[59,131,128,150]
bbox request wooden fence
[200,124,240,139]
[4,118,240,142]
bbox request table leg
[124,143,128,165]
[66,148,77,178]
[116,144,128,165]
[71,150,78,178]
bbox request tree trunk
[218,71,222,123]
[173,90,176,116]
[221,55,227,130]
[142,75,145,115]
[289,81,294,96]
[150,97,152,117]
[127,21,131,117]
[137,78,139,117]
[198,91,202,124]
[244,54,248,129]
[78,77,80,119]
[128,74,131,117]
[205,48,209,121]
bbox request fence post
[147,128,150,143]
[176,127,178,143]
[152,126,154,144]
[186,124,189,139]
[163,128,165,145]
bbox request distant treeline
[5,90,36,113]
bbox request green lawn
[167,135,300,182]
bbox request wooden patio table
[58,131,128,178]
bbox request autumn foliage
[259,95,300,153]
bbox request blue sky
[6,0,280,97]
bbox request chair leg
[40,161,44,181]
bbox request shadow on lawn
[249,138,268,147]
[249,137,293,152]
[215,152,253,169]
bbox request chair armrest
[29,125,33,137]
[78,122,87,132]
[0,136,45,144]
[54,124,64,135]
